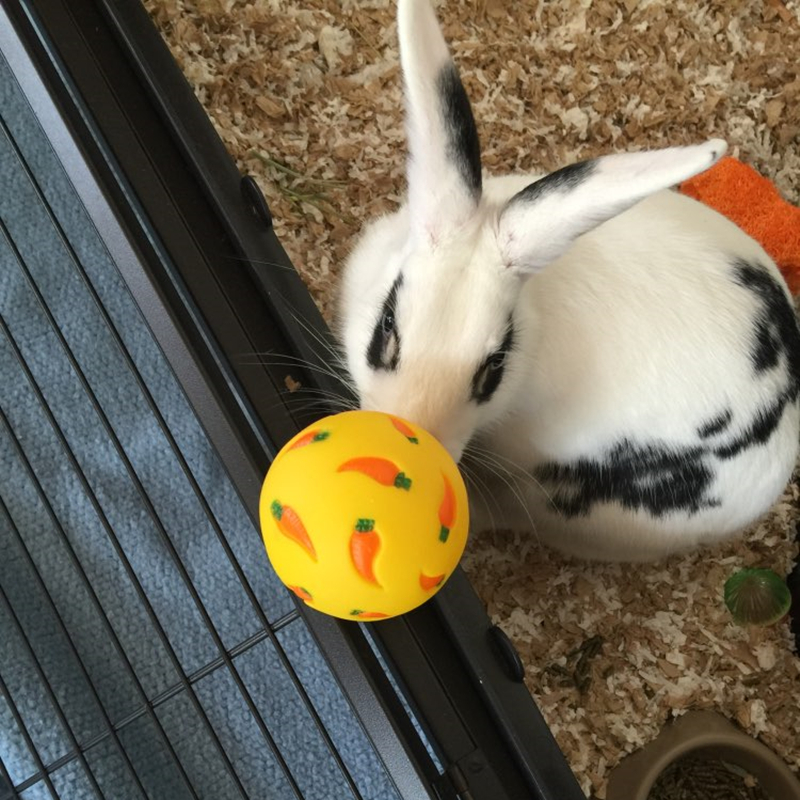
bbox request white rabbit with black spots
[338,0,800,561]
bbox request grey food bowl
[606,710,800,800]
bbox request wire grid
[0,51,401,800]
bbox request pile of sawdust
[144,1,800,796]
[463,486,799,796]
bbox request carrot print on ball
[438,474,456,543]
[337,457,412,490]
[288,586,313,602]
[288,429,330,450]
[420,573,445,591]
[350,518,382,586]
[389,416,419,444]
[350,610,389,620]
[270,500,318,561]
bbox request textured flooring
[144,1,800,796]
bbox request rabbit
[337,0,800,562]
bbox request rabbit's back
[477,184,800,560]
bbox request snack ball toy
[259,410,469,621]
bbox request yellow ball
[259,410,469,620]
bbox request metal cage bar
[0,389,198,800]
[0,210,306,800]
[0,579,104,800]
[0,259,246,799]
[0,490,146,800]
[0,664,60,800]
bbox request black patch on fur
[733,259,800,382]
[367,274,403,371]
[511,159,597,206]
[471,321,514,405]
[706,259,800,459]
[535,439,719,519]
[437,63,482,198]
[534,262,800,519]
[714,394,792,460]
[697,409,733,439]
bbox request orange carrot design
[288,429,330,450]
[270,500,317,561]
[288,586,313,602]
[439,474,456,543]
[350,610,389,620]
[420,573,445,591]
[350,519,381,586]
[337,457,412,490]
[389,416,419,444]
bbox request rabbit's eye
[472,324,514,404]
[381,317,400,367]
[381,307,396,336]
[487,351,506,371]
[367,274,403,371]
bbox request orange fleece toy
[679,156,800,295]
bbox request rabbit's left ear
[498,140,727,276]
[398,0,482,245]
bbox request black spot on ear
[509,159,597,207]
[535,439,719,519]
[697,409,733,439]
[733,259,800,386]
[367,274,403,371]
[437,62,482,198]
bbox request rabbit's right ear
[398,0,482,246]
[498,140,727,276]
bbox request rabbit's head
[338,0,724,460]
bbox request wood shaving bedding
[144,1,800,796]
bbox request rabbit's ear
[398,0,482,244]
[498,140,727,276]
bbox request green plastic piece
[724,568,791,626]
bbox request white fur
[398,0,479,240]
[336,0,800,561]
[499,142,726,273]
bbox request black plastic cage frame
[0,1,586,798]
